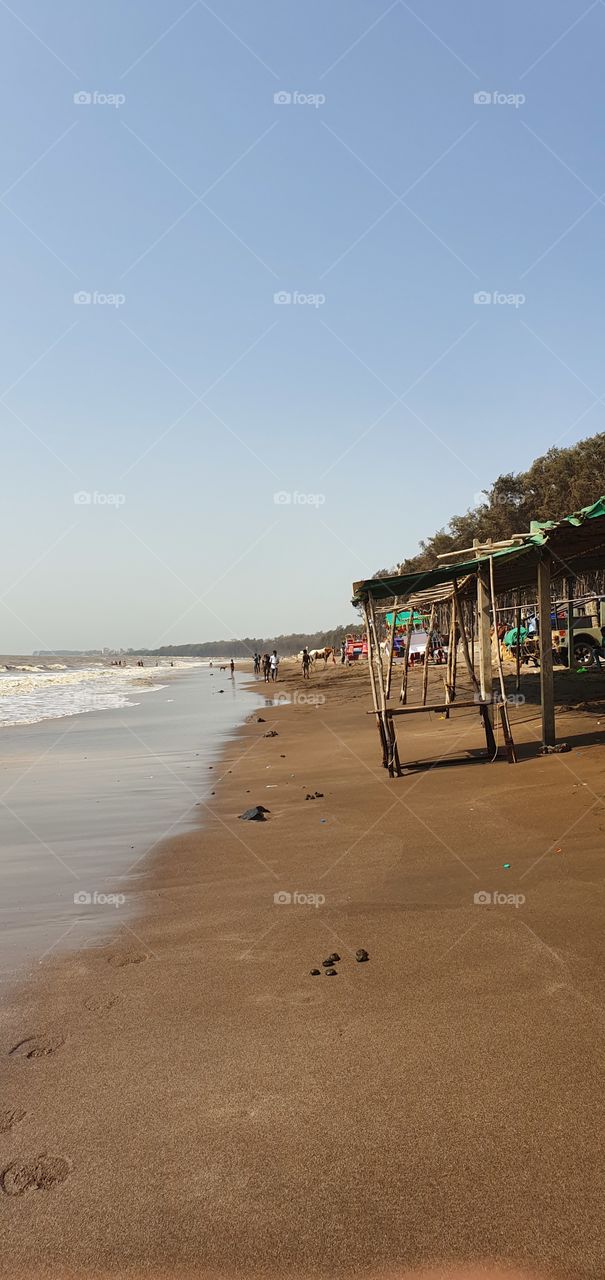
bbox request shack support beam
[538,555,556,747]
[477,566,493,719]
[566,575,576,671]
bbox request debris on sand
[325,968,337,977]
[539,743,571,755]
[264,730,278,738]
[310,969,321,976]
[239,805,270,822]
[355,949,369,963]
[257,717,265,723]
[305,791,324,800]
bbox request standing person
[262,653,271,683]
[230,658,235,678]
[341,639,347,665]
[254,653,260,676]
[302,647,311,680]
[270,649,279,682]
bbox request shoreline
[1,660,605,1278]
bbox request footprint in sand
[0,1108,26,1134]
[84,993,119,1013]
[108,951,148,969]
[1,1155,70,1196]
[9,1034,65,1061]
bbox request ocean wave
[0,665,170,728]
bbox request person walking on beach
[253,653,260,676]
[302,647,311,679]
[230,658,235,678]
[262,653,271,683]
[341,639,347,665]
[270,650,279,682]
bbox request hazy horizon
[2,1,603,650]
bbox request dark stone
[325,968,337,976]
[355,949,369,962]
[239,806,270,822]
[310,969,321,976]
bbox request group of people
[253,651,279,682]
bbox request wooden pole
[451,598,458,700]
[515,593,522,694]
[453,580,480,692]
[566,575,576,671]
[538,555,556,747]
[470,600,475,672]
[422,604,436,705]
[477,564,493,721]
[384,602,398,700]
[363,601,388,767]
[368,595,395,772]
[399,614,413,704]
[489,556,517,763]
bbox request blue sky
[2,0,604,650]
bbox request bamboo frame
[384,601,398,700]
[399,618,413,705]
[363,601,388,768]
[421,604,436,706]
[453,579,480,692]
[489,555,517,763]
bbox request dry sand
[1,659,605,1280]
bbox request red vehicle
[345,634,368,661]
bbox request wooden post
[453,580,480,692]
[422,604,436,705]
[363,601,388,767]
[477,564,493,720]
[566,575,576,671]
[538,555,556,747]
[489,556,517,763]
[399,613,413,704]
[451,598,458,699]
[515,593,522,694]
[368,595,396,773]
[385,602,398,700]
[470,600,475,672]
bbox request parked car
[555,603,605,667]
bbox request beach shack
[353,498,605,776]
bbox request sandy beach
[1,659,605,1279]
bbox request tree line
[133,624,360,660]
[374,431,605,578]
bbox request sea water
[0,663,264,991]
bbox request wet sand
[1,660,605,1279]
[0,667,262,985]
